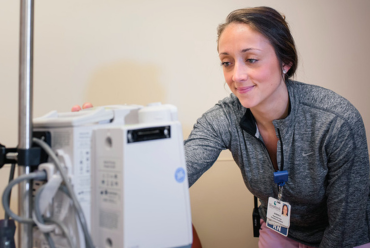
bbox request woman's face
[218,22,290,110]
[283,205,288,216]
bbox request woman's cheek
[252,67,271,82]
[224,72,234,87]
[226,81,234,92]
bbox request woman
[74,6,369,248]
[282,204,288,217]
[184,6,370,248]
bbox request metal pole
[18,0,34,247]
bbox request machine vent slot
[127,126,171,143]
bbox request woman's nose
[232,62,248,82]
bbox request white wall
[0,1,369,247]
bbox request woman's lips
[237,85,255,94]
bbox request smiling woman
[184,6,370,248]
[218,23,289,120]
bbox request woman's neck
[251,82,290,129]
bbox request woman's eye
[221,62,231,67]
[247,59,258,63]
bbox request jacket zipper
[249,128,284,173]
[253,136,277,172]
[277,128,284,171]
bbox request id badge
[266,219,289,237]
[266,197,291,237]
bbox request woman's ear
[282,62,293,74]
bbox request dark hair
[282,204,289,216]
[217,6,298,81]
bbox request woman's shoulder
[194,94,246,131]
[202,93,245,118]
[289,80,347,103]
[288,80,363,125]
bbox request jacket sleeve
[184,106,232,187]
[320,116,370,248]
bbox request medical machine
[91,103,192,248]
[27,104,192,248]
[31,105,141,247]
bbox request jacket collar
[239,108,257,136]
[239,80,298,137]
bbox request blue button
[175,168,186,183]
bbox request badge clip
[274,170,288,200]
[273,170,288,187]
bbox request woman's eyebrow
[219,48,261,55]
[241,48,261,53]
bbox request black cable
[254,195,258,209]
[4,163,16,220]
[277,128,284,171]
[1,161,17,248]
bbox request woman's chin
[239,99,257,109]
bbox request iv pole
[18,0,34,247]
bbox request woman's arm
[185,105,232,187]
[320,116,370,248]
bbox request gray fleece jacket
[185,80,370,247]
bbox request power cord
[32,138,95,248]
[34,184,76,248]
[2,170,47,224]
